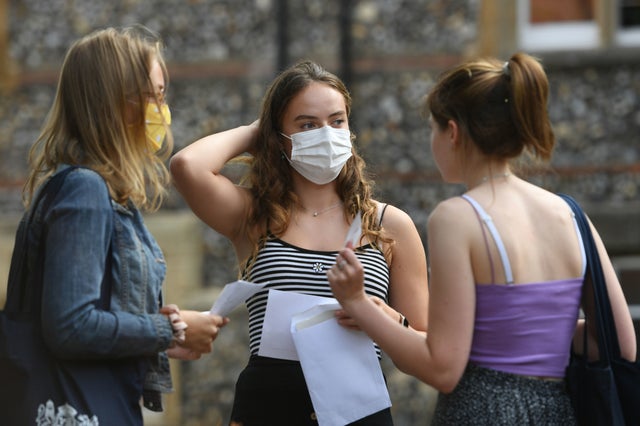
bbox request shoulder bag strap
[6,166,112,314]
[558,193,619,362]
[5,167,78,313]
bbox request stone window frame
[479,0,640,65]
[517,0,640,51]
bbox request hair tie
[502,61,511,77]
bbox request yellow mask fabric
[145,102,171,152]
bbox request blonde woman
[2,27,227,425]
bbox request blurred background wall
[1,1,639,424]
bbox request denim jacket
[31,166,174,410]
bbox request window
[517,0,640,51]
[617,0,640,45]
[518,0,599,51]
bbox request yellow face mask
[145,102,171,152]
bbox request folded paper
[258,290,336,360]
[344,211,362,247]
[209,280,266,317]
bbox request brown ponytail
[424,52,554,163]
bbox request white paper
[258,290,337,361]
[208,280,266,317]
[344,211,362,247]
[291,304,391,426]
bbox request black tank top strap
[377,202,388,227]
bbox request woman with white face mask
[170,60,429,425]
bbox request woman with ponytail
[328,53,636,425]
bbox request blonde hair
[24,26,173,211]
[242,60,392,266]
[424,52,554,163]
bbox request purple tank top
[471,279,582,377]
[462,195,585,378]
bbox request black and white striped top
[243,237,390,356]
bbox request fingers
[337,258,347,271]
[163,309,231,357]
[334,310,361,330]
[180,311,229,354]
[167,346,201,360]
[159,304,179,315]
[332,252,352,274]
[336,319,361,331]
[213,314,231,328]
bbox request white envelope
[258,290,337,361]
[291,304,391,426]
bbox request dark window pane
[621,0,640,28]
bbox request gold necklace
[304,201,343,217]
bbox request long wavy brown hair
[24,26,173,211]
[242,60,393,266]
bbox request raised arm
[170,121,258,254]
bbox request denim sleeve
[40,169,173,359]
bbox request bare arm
[382,205,429,332]
[328,199,476,393]
[169,122,258,256]
[575,218,637,361]
[333,205,429,332]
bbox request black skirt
[229,355,393,426]
[432,363,576,426]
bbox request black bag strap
[5,166,112,316]
[558,193,619,362]
[5,166,78,313]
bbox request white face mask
[281,126,353,185]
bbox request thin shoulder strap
[461,194,514,284]
[462,196,498,284]
[569,208,588,277]
[377,202,388,226]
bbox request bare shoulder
[428,196,473,229]
[376,202,417,232]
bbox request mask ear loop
[279,132,291,161]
